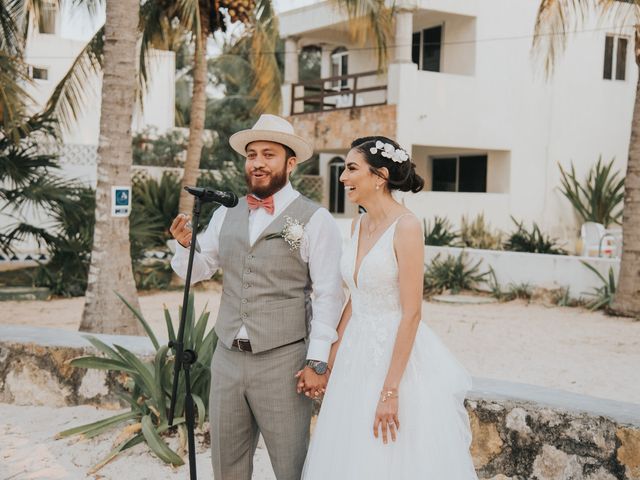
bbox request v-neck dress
[302,214,478,479]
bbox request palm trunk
[178,27,208,215]
[79,0,143,334]
[611,27,640,317]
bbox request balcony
[289,71,387,115]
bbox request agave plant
[458,214,503,250]
[424,252,488,296]
[504,217,567,255]
[581,261,617,311]
[423,216,458,246]
[58,293,217,471]
[558,157,624,227]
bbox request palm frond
[138,0,185,109]
[328,0,393,70]
[532,0,637,76]
[246,0,281,114]
[42,25,104,132]
[0,51,33,133]
[0,0,25,54]
[177,0,201,40]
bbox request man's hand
[295,367,328,399]
[170,213,192,248]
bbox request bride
[300,137,478,479]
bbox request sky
[60,1,319,41]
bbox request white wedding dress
[302,214,478,479]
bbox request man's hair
[283,144,296,160]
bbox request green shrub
[487,268,533,302]
[58,293,216,471]
[424,252,488,295]
[504,217,567,255]
[33,186,96,296]
[507,282,533,301]
[581,261,617,311]
[132,128,187,167]
[458,214,502,250]
[423,216,457,246]
[558,157,624,227]
[134,260,174,290]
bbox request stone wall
[1,325,638,479]
[467,379,640,480]
[288,104,397,152]
[0,325,154,408]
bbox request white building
[22,1,176,185]
[0,3,176,261]
[279,0,635,247]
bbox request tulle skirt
[302,317,478,479]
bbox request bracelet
[379,388,398,403]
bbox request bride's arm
[327,297,352,371]
[374,214,424,444]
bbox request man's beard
[245,166,288,199]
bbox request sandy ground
[0,403,275,480]
[1,287,639,479]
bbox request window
[38,2,57,34]
[412,26,442,72]
[331,47,348,89]
[604,35,628,81]
[31,66,49,80]
[329,157,345,214]
[432,155,487,193]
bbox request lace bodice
[341,214,406,318]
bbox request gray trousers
[209,339,312,480]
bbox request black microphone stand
[167,189,204,480]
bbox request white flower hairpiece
[369,140,409,163]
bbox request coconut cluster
[220,0,255,24]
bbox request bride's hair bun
[350,137,425,193]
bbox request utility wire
[24,23,637,60]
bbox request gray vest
[216,195,321,354]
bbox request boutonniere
[265,216,305,250]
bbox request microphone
[184,186,239,208]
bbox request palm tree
[533,0,640,316]
[79,0,143,334]
[175,0,392,214]
[175,0,280,214]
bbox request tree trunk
[79,0,143,335]
[178,28,208,215]
[611,27,640,318]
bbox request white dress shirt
[171,182,345,362]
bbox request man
[170,114,344,480]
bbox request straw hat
[229,114,314,162]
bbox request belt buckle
[237,340,246,352]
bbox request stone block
[531,445,582,480]
[617,427,640,480]
[469,409,504,468]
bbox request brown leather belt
[231,338,305,353]
[232,339,252,352]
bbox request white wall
[426,245,620,298]
[24,26,176,146]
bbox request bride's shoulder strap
[350,213,365,238]
[394,212,417,225]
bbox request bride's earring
[376,184,380,191]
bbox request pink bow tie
[247,195,275,215]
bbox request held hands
[295,367,329,399]
[170,213,192,248]
[373,388,400,445]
